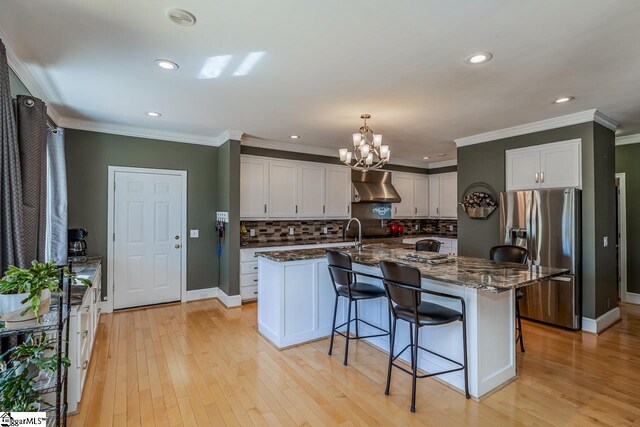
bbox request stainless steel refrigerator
[500,188,581,330]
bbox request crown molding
[1,29,63,125]
[455,109,619,147]
[241,136,437,169]
[616,133,640,146]
[62,117,226,147]
[217,129,245,144]
[427,159,457,169]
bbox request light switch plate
[603,236,608,247]
[216,211,229,222]
[322,227,328,234]
[190,229,199,238]
[289,227,295,235]
[250,229,256,237]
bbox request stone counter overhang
[256,244,569,293]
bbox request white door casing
[107,167,187,311]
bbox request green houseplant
[0,332,71,411]
[0,261,91,326]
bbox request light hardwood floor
[69,300,640,426]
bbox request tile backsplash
[241,218,457,246]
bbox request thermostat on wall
[216,211,229,222]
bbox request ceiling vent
[167,8,197,26]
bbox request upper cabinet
[240,156,351,220]
[325,166,351,217]
[506,139,581,191]
[429,172,458,218]
[391,173,431,218]
[240,157,268,218]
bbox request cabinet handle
[437,207,439,215]
[395,207,398,214]
[415,207,417,214]
[347,205,350,214]
[253,291,258,295]
[253,279,258,282]
[254,266,258,270]
[323,205,325,214]
[264,204,267,213]
[83,361,88,370]
[535,172,539,183]
[540,171,545,183]
[295,205,298,214]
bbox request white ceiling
[2,0,640,166]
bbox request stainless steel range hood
[351,170,401,203]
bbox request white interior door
[113,170,184,309]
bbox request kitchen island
[256,243,568,399]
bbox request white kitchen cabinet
[68,266,101,414]
[325,166,351,218]
[393,173,415,217]
[414,175,429,217]
[392,172,429,218]
[297,163,325,217]
[240,157,269,218]
[505,139,581,191]
[268,160,298,217]
[429,173,458,218]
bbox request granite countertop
[256,244,568,293]
[69,257,101,306]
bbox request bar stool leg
[385,316,396,396]
[344,298,353,366]
[328,295,339,356]
[462,316,470,399]
[409,323,415,370]
[355,300,359,339]
[410,323,419,412]
[516,299,525,353]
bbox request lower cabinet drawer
[240,285,258,301]
[240,273,258,288]
[240,261,259,275]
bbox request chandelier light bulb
[379,145,389,159]
[366,153,374,165]
[338,148,348,162]
[373,134,382,147]
[346,151,353,163]
[353,133,362,147]
[360,144,370,157]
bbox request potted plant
[0,261,90,327]
[0,332,71,411]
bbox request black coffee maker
[68,228,88,261]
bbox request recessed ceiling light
[146,111,162,117]
[465,52,492,64]
[167,8,196,26]
[155,59,179,70]
[290,135,300,139]
[554,96,574,104]
[422,156,430,160]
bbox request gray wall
[216,139,241,296]
[9,68,31,97]
[65,129,219,297]
[616,143,640,294]
[457,122,617,319]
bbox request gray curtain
[0,39,26,272]
[16,94,48,264]
[46,127,67,265]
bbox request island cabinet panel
[257,255,518,399]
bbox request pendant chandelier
[338,114,390,172]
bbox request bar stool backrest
[380,260,421,310]
[489,245,529,264]
[326,250,355,288]
[415,239,441,252]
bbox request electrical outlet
[603,236,608,247]
[289,227,295,235]
[415,224,419,231]
[322,227,328,234]
[449,225,454,232]
[190,229,199,238]
[250,229,256,237]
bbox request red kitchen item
[389,223,398,236]
[398,224,404,235]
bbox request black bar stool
[415,239,441,252]
[326,250,390,366]
[380,260,469,412]
[489,245,529,353]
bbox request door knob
[175,235,180,240]
[175,244,181,249]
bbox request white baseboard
[217,288,242,308]
[185,287,219,302]
[623,292,640,305]
[582,307,621,334]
